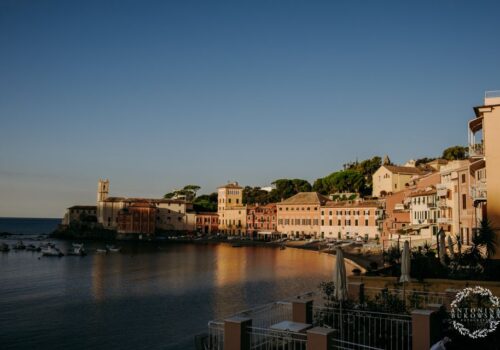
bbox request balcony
[437,217,451,224]
[469,143,484,158]
[485,90,500,105]
[471,180,487,203]
[427,202,437,208]
[438,199,448,208]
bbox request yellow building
[372,165,424,197]
[468,90,500,258]
[217,182,247,235]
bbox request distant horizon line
[0,216,61,220]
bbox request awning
[396,224,431,234]
[257,231,274,235]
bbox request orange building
[195,212,219,234]
[381,172,441,246]
[246,203,277,236]
[117,202,157,238]
[277,192,329,239]
[320,200,383,240]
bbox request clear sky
[1,0,500,218]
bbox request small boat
[13,241,26,250]
[42,246,63,257]
[72,243,84,249]
[67,244,86,256]
[96,248,108,254]
[106,245,121,253]
[26,244,40,252]
[280,244,286,250]
[0,243,10,252]
[231,243,242,248]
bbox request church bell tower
[97,179,109,202]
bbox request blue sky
[1,0,500,218]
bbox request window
[462,174,466,183]
[462,194,467,209]
[338,219,341,226]
[365,219,369,226]
[355,219,358,226]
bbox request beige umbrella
[447,235,455,260]
[400,240,411,308]
[439,230,447,265]
[399,241,411,283]
[334,247,348,341]
[334,247,348,301]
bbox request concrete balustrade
[292,299,313,324]
[306,327,336,350]
[223,316,252,350]
[411,309,440,350]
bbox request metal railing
[364,287,449,309]
[207,321,224,350]
[469,143,484,157]
[313,307,412,350]
[470,180,487,202]
[248,326,307,350]
[485,90,500,99]
[331,338,384,350]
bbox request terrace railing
[313,306,412,350]
[207,321,224,350]
[248,326,307,350]
[363,287,450,310]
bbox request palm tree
[472,219,496,259]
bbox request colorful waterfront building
[381,172,441,247]
[116,202,157,238]
[276,192,328,239]
[468,91,500,258]
[437,160,475,245]
[320,200,383,240]
[61,205,97,226]
[217,182,247,235]
[246,203,277,238]
[194,212,219,234]
[96,179,192,232]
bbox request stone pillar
[307,327,336,350]
[444,288,459,310]
[348,282,365,303]
[224,316,252,350]
[427,303,444,312]
[292,299,313,324]
[411,309,440,350]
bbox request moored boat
[26,244,40,252]
[106,245,121,253]
[0,242,10,252]
[96,248,107,253]
[13,240,26,250]
[67,244,86,256]
[41,246,64,257]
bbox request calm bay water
[0,218,347,350]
